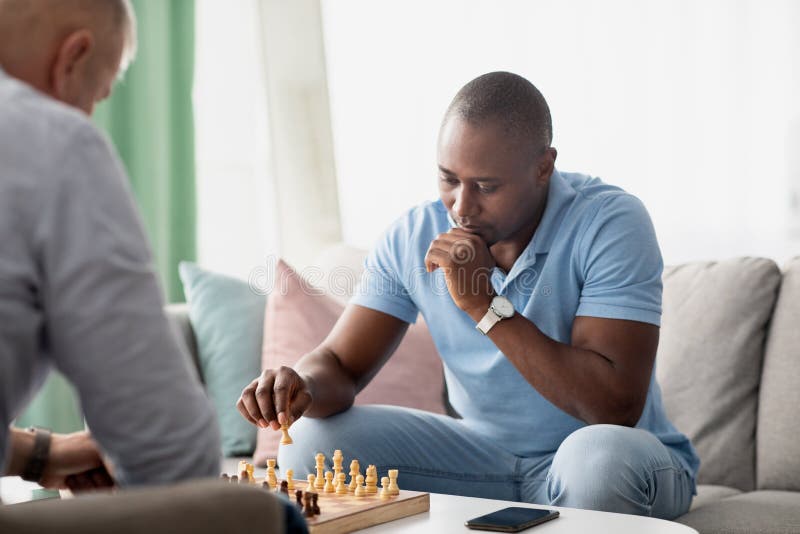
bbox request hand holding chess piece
[236,367,312,431]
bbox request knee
[553,425,638,470]
[548,425,650,512]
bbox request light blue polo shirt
[350,169,699,481]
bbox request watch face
[491,296,515,318]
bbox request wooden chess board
[292,481,430,534]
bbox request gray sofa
[167,251,800,534]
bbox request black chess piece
[311,492,320,515]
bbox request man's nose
[453,185,478,219]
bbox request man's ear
[537,147,558,184]
[50,29,94,100]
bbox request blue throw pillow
[179,262,264,457]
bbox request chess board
[293,481,430,534]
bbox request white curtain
[194,0,341,278]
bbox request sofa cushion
[656,258,781,491]
[676,490,800,534]
[758,257,800,491]
[690,484,742,512]
[179,262,265,457]
[253,259,445,466]
[164,303,203,383]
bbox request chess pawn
[286,469,295,490]
[388,469,400,495]
[267,458,278,488]
[365,465,378,494]
[239,469,249,483]
[335,472,347,495]
[220,473,229,481]
[280,422,293,445]
[307,474,316,490]
[230,475,238,483]
[380,477,391,500]
[246,463,255,481]
[324,471,335,493]
[354,475,366,497]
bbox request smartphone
[465,506,560,532]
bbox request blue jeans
[278,406,694,520]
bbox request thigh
[278,405,523,500]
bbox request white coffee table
[359,492,698,534]
[2,477,698,533]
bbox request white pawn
[380,476,391,500]
[336,472,348,495]
[324,471,335,493]
[285,469,295,490]
[266,458,278,488]
[354,474,366,497]
[307,473,316,490]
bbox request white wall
[321,0,800,265]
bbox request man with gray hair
[0,3,307,532]
[0,0,218,488]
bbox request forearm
[467,309,639,425]
[294,347,357,418]
[4,427,35,477]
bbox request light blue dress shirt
[350,169,700,482]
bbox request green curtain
[14,373,84,433]
[94,0,197,303]
[15,0,196,434]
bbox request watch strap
[475,308,502,335]
[21,427,52,483]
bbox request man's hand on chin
[424,227,496,317]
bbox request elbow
[585,396,645,428]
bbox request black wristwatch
[21,426,52,483]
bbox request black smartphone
[465,507,560,532]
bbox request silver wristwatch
[475,296,515,335]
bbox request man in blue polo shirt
[238,71,699,519]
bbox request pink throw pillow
[253,259,445,466]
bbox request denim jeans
[278,405,694,520]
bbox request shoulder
[558,172,653,236]
[0,72,117,192]
[379,199,448,247]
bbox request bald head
[443,71,553,158]
[0,0,137,114]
